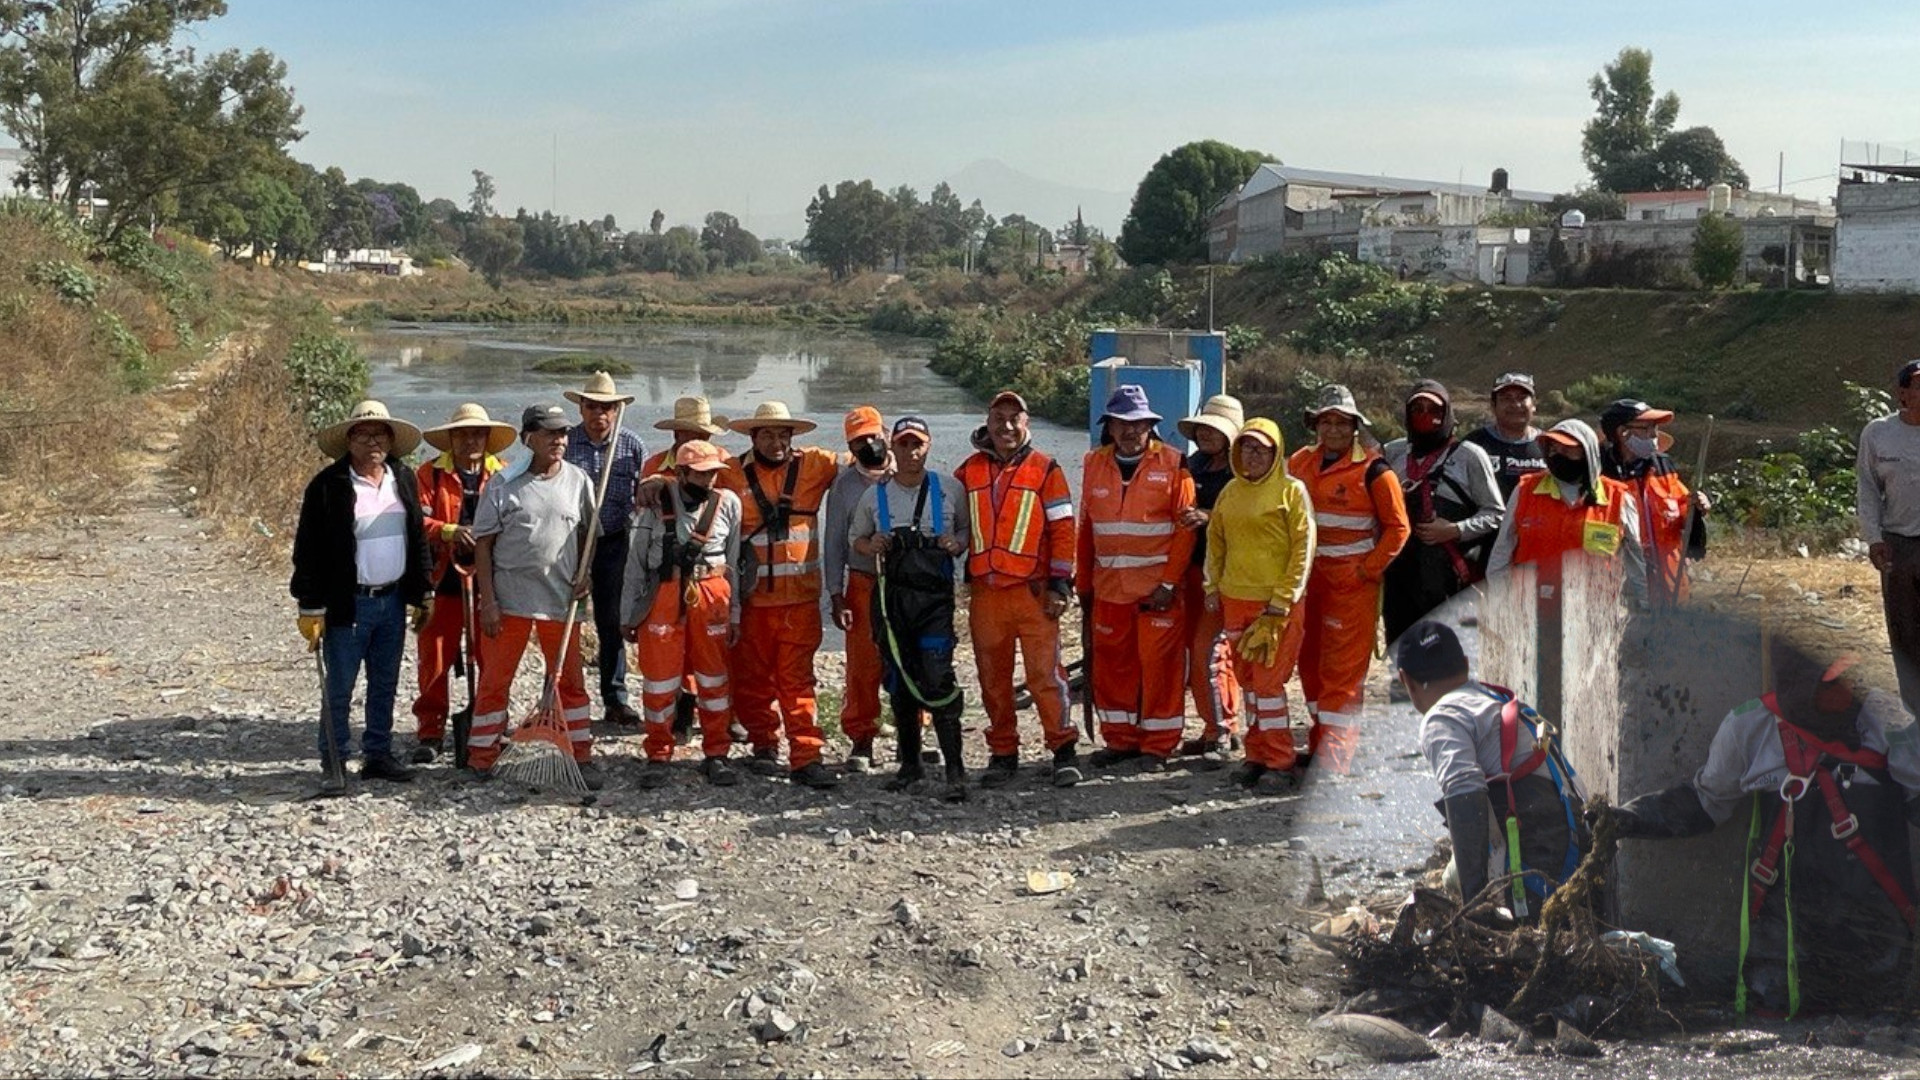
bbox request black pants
[591,529,630,709]
[1383,542,1472,648]
[1885,534,1920,716]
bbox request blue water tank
[1087,329,1226,451]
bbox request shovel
[314,646,347,796]
[451,578,477,769]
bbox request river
[357,321,1087,469]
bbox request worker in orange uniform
[957,390,1083,789]
[1205,418,1315,793]
[1176,395,1244,764]
[1287,385,1410,774]
[1486,418,1647,606]
[721,401,843,789]
[641,396,731,742]
[622,439,743,788]
[1077,385,1196,773]
[1598,399,1709,607]
[410,403,517,764]
[823,406,895,772]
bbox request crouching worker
[850,417,970,800]
[623,439,743,788]
[1612,641,1920,1017]
[1398,620,1587,920]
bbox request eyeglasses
[579,401,619,413]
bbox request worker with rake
[466,403,605,791]
[1203,417,1314,793]
[410,403,517,765]
[623,439,744,789]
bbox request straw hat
[318,400,421,459]
[1178,394,1244,442]
[727,401,818,435]
[654,395,728,436]
[562,371,635,406]
[422,402,517,454]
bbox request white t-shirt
[351,466,407,587]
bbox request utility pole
[1778,151,1784,194]
[551,133,557,215]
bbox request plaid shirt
[565,424,647,534]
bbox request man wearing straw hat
[1176,394,1245,763]
[467,403,604,788]
[823,405,895,773]
[563,372,648,730]
[291,400,434,793]
[722,401,844,789]
[409,403,518,764]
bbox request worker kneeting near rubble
[1613,643,1920,1017]
[1599,398,1709,608]
[851,416,971,799]
[1204,418,1314,792]
[957,390,1083,789]
[1381,381,1504,646]
[824,405,894,774]
[1486,418,1647,607]
[1078,386,1197,773]
[410,404,517,764]
[1399,621,1586,920]
[1176,395,1245,762]
[467,403,602,789]
[1288,385,1409,774]
[718,402,843,790]
[622,439,743,789]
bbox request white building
[1834,164,1920,293]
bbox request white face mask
[1625,434,1658,459]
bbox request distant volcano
[941,158,1130,236]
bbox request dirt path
[0,352,1342,1078]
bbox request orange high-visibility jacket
[641,448,676,478]
[1075,441,1195,604]
[957,445,1076,588]
[1509,471,1632,568]
[721,447,839,606]
[1286,443,1410,580]
[1624,469,1692,604]
[416,452,507,586]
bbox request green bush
[284,330,370,430]
[1692,214,1743,290]
[1709,380,1890,549]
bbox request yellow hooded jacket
[1204,418,1316,608]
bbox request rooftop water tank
[1708,182,1733,215]
[1560,209,1587,229]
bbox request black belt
[355,581,401,597]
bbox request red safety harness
[1746,693,1916,927]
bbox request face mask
[1625,434,1658,459]
[1409,411,1443,435]
[1547,455,1586,485]
[679,481,710,506]
[853,439,888,469]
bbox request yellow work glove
[1237,612,1287,667]
[409,599,434,633]
[298,614,325,652]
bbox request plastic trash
[1600,929,1685,986]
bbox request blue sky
[190,0,1920,238]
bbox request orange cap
[674,439,727,472]
[843,406,884,442]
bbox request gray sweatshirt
[1857,413,1920,543]
[620,486,743,627]
[823,462,889,594]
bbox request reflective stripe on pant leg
[411,592,465,739]
[691,577,734,760]
[1224,597,1295,771]
[467,615,533,770]
[733,603,782,752]
[1296,570,1327,714]
[1184,566,1237,741]
[1136,606,1188,758]
[842,573,883,743]
[970,586,1023,758]
[638,583,687,763]
[1019,587,1074,751]
[1093,599,1141,752]
[778,603,826,769]
[536,619,595,761]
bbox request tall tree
[803,179,890,280]
[700,210,761,267]
[1581,47,1747,192]
[0,0,303,241]
[461,219,522,289]
[1118,140,1272,266]
[648,208,664,235]
[467,168,494,217]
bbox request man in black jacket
[291,400,434,794]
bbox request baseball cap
[674,439,727,472]
[1492,372,1535,396]
[1395,620,1470,683]
[988,389,1029,413]
[1899,359,1920,388]
[1599,399,1676,437]
[843,405,884,442]
[891,416,932,444]
[521,402,571,433]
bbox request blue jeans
[320,591,405,760]
[591,529,631,709]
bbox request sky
[188,0,1920,240]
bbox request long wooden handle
[547,403,627,698]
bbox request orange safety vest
[729,448,837,606]
[1509,471,1631,569]
[1080,442,1191,604]
[958,446,1072,585]
[1626,470,1691,605]
[641,448,676,478]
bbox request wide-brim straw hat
[655,395,729,436]
[563,370,635,406]
[422,402,517,454]
[1178,394,1244,442]
[728,401,818,435]
[318,400,421,459]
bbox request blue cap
[1100,384,1162,425]
[891,415,932,444]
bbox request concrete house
[1833,163,1920,293]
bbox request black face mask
[1546,455,1586,485]
[679,482,711,506]
[853,439,888,469]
